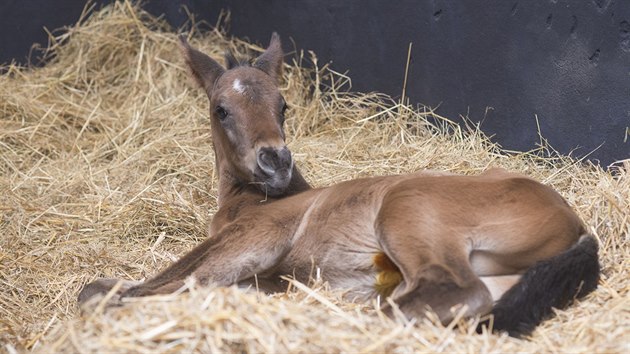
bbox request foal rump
[480,234,600,337]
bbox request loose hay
[1,1,628,353]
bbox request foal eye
[215,106,229,120]
[279,103,288,124]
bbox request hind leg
[376,223,492,324]
[480,275,522,301]
[389,263,493,324]
[375,193,494,324]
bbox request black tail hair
[480,234,600,338]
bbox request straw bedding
[1,2,628,352]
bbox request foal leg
[376,209,492,324]
[384,251,493,324]
[393,269,492,324]
[78,278,140,306]
[121,225,292,298]
[479,275,522,301]
[78,225,292,304]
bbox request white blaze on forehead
[232,79,246,94]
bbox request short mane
[224,51,252,70]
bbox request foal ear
[253,32,284,82]
[224,51,240,70]
[178,35,225,94]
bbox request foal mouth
[253,166,293,197]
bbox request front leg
[78,278,140,306]
[122,224,293,298]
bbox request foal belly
[281,234,400,302]
[312,251,399,302]
[276,223,388,301]
[276,179,398,301]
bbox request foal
[79,33,600,337]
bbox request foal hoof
[78,278,140,308]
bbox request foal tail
[484,234,600,338]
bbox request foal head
[179,34,294,197]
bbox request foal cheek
[225,129,237,144]
[241,148,259,176]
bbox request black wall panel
[1,0,628,166]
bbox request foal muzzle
[255,146,294,195]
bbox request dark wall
[0,0,96,65]
[2,0,628,166]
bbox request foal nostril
[257,149,277,174]
[257,147,292,175]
